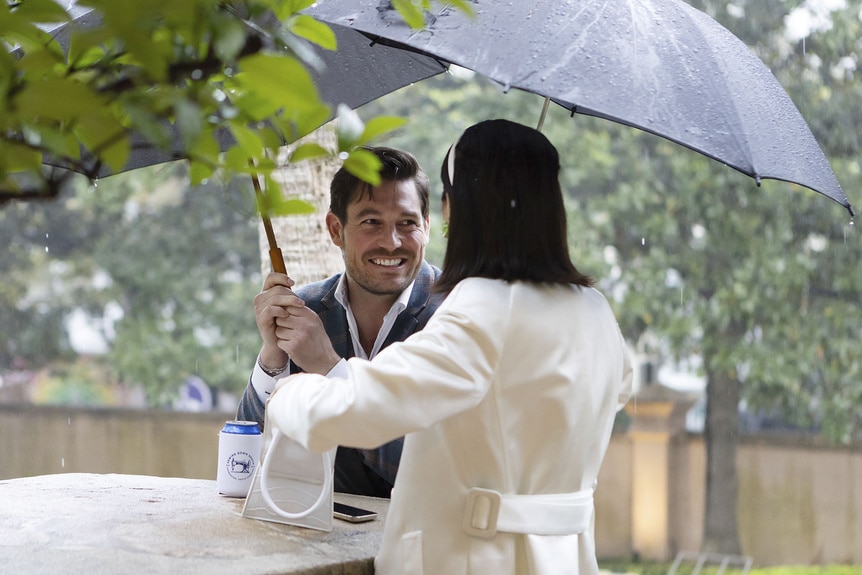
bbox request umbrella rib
[361,32,452,70]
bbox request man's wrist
[257,354,288,377]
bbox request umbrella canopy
[303,0,854,217]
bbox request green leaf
[288,142,330,163]
[230,90,280,122]
[123,104,173,150]
[270,197,316,216]
[0,141,42,172]
[10,0,71,24]
[67,28,117,68]
[335,104,364,151]
[289,15,337,51]
[271,0,317,20]
[256,171,316,217]
[235,53,321,115]
[15,47,65,78]
[223,146,253,171]
[1,16,63,57]
[343,148,383,186]
[213,16,247,62]
[73,112,129,170]
[257,126,285,150]
[228,122,265,158]
[174,98,204,149]
[189,127,222,166]
[446,0,476,18]
[391,0,427,29]
[99,133,131,173]
[93,2,170,81]
[284,102,333,142]
[14,78,106,121]
[356,116,408,146]
[37,126,82,161]
[188,159,214,186]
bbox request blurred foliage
[30,357,117,405]
[0,0,437,210]
[0,161,264,405]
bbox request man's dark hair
[434,119,593,294]
[329,147,430,223]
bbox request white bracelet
[258,355,288,377]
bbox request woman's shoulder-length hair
[434,119,593,295]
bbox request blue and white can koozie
[217,420,263,497]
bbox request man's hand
[274,302,342,375]
[254,273,296,372]
[253,272,341,375]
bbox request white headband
[446,131,464,186]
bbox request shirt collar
[333,273,415,314]
[334,273,416,359]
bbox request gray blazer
[236,261,443,497]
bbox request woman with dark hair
[267,119,632,575]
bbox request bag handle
[259,430,333,520]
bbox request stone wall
[1,403,226,480]
[1,402,860,565]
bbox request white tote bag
[241,411,335,532]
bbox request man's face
[326,178,429,299]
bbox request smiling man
[236,147,443,498]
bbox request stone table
[0,473,388,574]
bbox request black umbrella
[13,0,854,223]
[302,0,853,217]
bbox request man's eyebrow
[353,207,421,220]
[353,207,382,219]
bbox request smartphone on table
[333,501,377,523]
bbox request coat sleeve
[266,280,509,452]
[235,372,266,428]
[617,331,634,410]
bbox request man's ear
[325,212,344,248]
[423,216,431,245]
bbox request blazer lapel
[319,283,354,359]
[382,262,443,349]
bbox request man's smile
[370,257,406,267]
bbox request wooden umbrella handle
[268,246,286,274]
[249,162,287,275]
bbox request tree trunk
[702,351,742,554]
[260,123,344,287]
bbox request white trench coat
[268,277,633,575]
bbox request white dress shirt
[250,276,416,403]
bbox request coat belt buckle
[462,488,501,539]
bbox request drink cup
[216,420,263,497]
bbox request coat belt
[461,486,594,539]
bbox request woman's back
[373,277,632,575]
[466,278,629,492]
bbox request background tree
[90,163,264,404]
[0,162,265,405]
